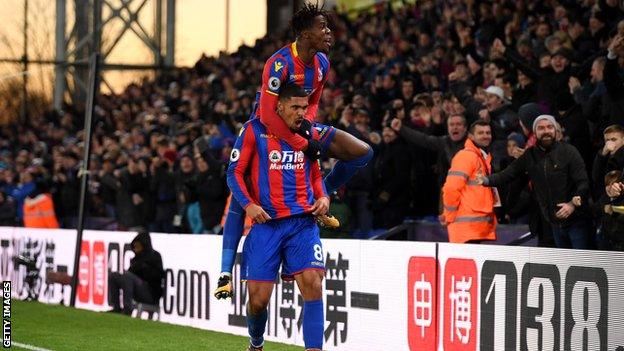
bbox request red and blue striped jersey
[226,118,328,220]
[256,42,330,151]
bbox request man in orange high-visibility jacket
[442,120,497,243]
[23,192,60,229]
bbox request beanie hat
[507,132,526,149]
[532,114,557,132]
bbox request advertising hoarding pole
[70,53,100,307]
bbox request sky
[0,0,267,94]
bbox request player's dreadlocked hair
[291,1,330,38]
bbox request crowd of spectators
[2,0,624,248]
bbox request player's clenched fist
[310,196,330,216]
[245,203,272,223]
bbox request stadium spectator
[4,168,35,224]
[479,116,594,249]
[603,34,624,126]
[175,153,200,233]
[53,152,80,227]
[600,170,624,251]
[593,125,624,199]
[442,120,497,243]
[517,102,544,148]
[391,113,467,188]
[593,125,624,249]
[569,57,607,138]
[97,154,118,218]
[553,90,593,171]
[113,157,150,231]
[22,181,59,229]
[496,132,530,224]
[0,191,16,226]
[194,151,228,233]
[344,109,375,236]
[108,231,164,315]
[149,144,178,233]
[372,127,411,228]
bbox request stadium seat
[133,301,161,321]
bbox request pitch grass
[11,300,301,351]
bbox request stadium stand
[1,1,624,249]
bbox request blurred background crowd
[2,0,624,247]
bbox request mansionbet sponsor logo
[407,256,610,350]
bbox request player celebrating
[229,83,329,351]
[215,2,373,299]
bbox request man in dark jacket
[195,152,228,232]
[108,231,164,315]
[479,115,594,249]
[0,191,16,226]
[105,158,149,231]
[570,57,609,138]
[54,152,80,227]
[149,150,177,233]
[602,34,624,126]
[390,113,467,187]
[345,109,375,236]
[373,127,412,228]
[553,91,592,171]
[591,125,624,250]
[592,125,624,198]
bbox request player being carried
[228,83,330,351]
[215,2,372,300]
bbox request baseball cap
[484,86,506,101]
